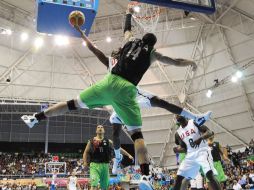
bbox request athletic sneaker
[139,175,154,190]
[112,154,123,175]
[194,111,212,126]
[21,114,38,129]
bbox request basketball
[69,11,85,27]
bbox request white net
[45,162,66,175]
[128,1,161,32]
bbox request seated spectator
[233,180,243,190]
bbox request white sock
[114,148,121,159]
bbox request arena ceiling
[0,0,254,167]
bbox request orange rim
[128,1,161,20]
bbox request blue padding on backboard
[131,0,216,14]
[36,0,99,37]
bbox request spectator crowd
[0,139,253,190]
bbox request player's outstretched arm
[120,148,134,161]
[83,140,91,167]
[194,125,214,146]
[124,7,134,42]
[75,26,109,67]
[152,51,197,71]
[77,181,81,190]
[197,125,214,139]
[66,178,70,190]
[219,144,230,162]
[109,140,134,161]
[174,133,187,153]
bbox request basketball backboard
[131,0,216,14]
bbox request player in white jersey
[50,170,58,190]
[190,172,204,190]
[67,172,80,190]
[173,115,221,190]
[108,56,212,175]
[110,84,212,174]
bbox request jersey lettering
[177,120,208,153]
[126,41,147,61]
[189,138,195,148]
[180,128,196,140]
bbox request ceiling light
[1,29,12,35]
[34,37,44,49]
[106,36,112,43]
[133,6,140,13]
[206,89,213,98]
[82,41,87,46]
[6,29,12,35]
[54,35,69,46]
[231,76,238,83]
[236,71,243,78]
[21,32,29,41]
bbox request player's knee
[206,170,215,181]
[174,175,185,190]
[112,124,122,136]
[109,114,122,125]
[67,99,77,110]
[131,131,144,142]
[150,96,160,106]
[112,124,121,149]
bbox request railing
[0,174,90,180]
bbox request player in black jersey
[110,8,211,177]
[82,125,133,190]
[21,7,211,190]
[207,135,229,189]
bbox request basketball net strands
[128,1,162,33]
[45,156,66,175]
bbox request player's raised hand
[74,25,83,34]
[223,155,231,164]
[127,6,134,14]
[191,62,197,71]
[173,146,186,153]
[128,155,134,162]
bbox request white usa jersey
[68,176,77,190]
[51,174,57,185]
[177,120,208,153]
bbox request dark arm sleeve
[124,14,132,33]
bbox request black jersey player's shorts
[109,87,154,131]
[78,73,142,127]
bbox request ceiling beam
[215,0,241,24]
[218,26,254,123]
[180,24,205,100]
[187,103,248,146]
[0,47,31,82]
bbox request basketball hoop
[128,1,161,32]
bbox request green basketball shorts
[90,162,109,189]
[78,73,142,127]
